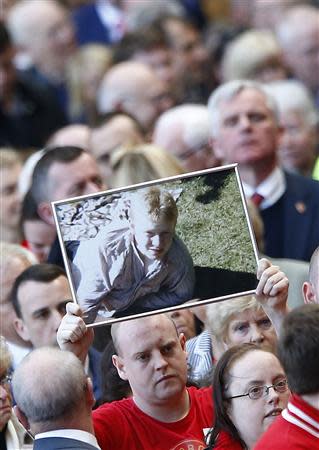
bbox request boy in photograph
[72,187,194,322]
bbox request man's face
[0,163,21,228]
[134,47,176,87]
[167,308,196,340]
[0,367,12,431]
[14,276,71,348]
[131,214,176,262]
[23,220,57,263]
[283,20,319,92]
[0,45,16,103]
[212,88,280,167]
[278,110,317,175]
[48,153,105,201]
[166,21,208,86]
[0,257,31,343]
[113,315,188,410]
[29,2,76,74]
[125,78,174,132]
[90,116,144,180]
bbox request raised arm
[255,258,290,336]
[57,302,94,364]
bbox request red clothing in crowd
[93,386,213,450]
[254,394,319,449]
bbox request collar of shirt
[35,429,100,449]
[242,166,286,209]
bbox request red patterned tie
[251,192,264,207]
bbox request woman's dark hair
[99,339,131,405]
[206,343,264,449]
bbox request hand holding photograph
[52,165,259,327]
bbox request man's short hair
[10,264,67,318]
[277,304,319,395]
[30,146,85,205]
[131,187,178,224]
[12,347,88,424]
[0,22,11,53]
[207,80,279,138]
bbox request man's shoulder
[284,171,319,198]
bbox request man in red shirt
[254,304,319,449]
[57,258,289,450]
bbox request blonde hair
[0,336,12,372]
[110,144,184,188]
[206,295,264,342]
[222,30,282,81]
[0,148,21,170]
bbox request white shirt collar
[35,429,100,449]
[242,166,286,209]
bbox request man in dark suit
[208,79,319,262]
[12,347,100,450]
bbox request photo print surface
[52,165,259,327]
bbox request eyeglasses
[226,378,288,400]
[0,374,12,387]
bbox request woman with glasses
[205,343,290,449]
[0,336,31,450]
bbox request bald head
[97,61,174,131]
[111,314,178,356]
[47,125,90,149]
[13,347,90,427]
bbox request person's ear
[303,281,315,304]
[37,202,55,226]
[179,332,186,351]
[85,377,95,408]
[112,354,128,380]
[14,317,31,343]
[13,405,30,431]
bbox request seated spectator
[206,343,289,449]
[110,143,184,188]
[206,295,278,362]
[255,304,319,449]
[72,187,195,322]
[265,80,318,178]
[97,61,174,136]
[0,22,66,149]
[7,0,80,122]
[208,79,319,262]
[153,104,220,172]
[0,149,22,244]
[90,113,145,183]
[0,242,35,369]
[0,336,31,450]
[12,347,99,450]
[10,263,102,402]
[21,191,56,263]
[276,5,319,108]
[303,246,319,305]
[221,29,287,83]
[68,44,113,125]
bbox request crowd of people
[1,0,319,449]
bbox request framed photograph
[52,164,259,327]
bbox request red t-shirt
[93,386,213,450]
[254,394,319,449]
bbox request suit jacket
[33,436,98,450]
[72,3,111,45]
[261,172,319,262]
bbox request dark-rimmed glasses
[226,378,288,400]
[0,374,12,387]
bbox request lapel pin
[295,202,306,214]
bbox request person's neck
[33,415,95,436]
[300,392,319,410]
[133,388,190,423]
[6,333,32,348]
[238,159,277,188]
